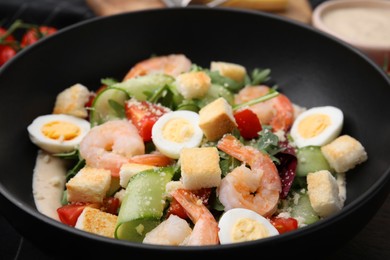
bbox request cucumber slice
[197,84,234,108]
[112,74,175,101]
[296,146,332,177]
[290,192,320,225]
[90,87,129,126]
[115,166,175,242]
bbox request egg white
[218,208,279,244]
[290,106,343,148]
[151,110,203,159]
[27,114,91,154]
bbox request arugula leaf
[251,68,271,85]
[206,70,243,92]
[253,126,285,164]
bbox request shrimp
[171,189,219,246]
[79,119,145,177]
[123,54,192,80]
[216,134,282,217]
[234,85,294,132]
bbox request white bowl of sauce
[312,0,390,69]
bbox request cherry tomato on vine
[0,27,15,42]
[0,45,17,66]
[21,26,57,48]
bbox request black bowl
[0,6,389,259]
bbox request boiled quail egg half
[218,208,279,244]
[151,110,203,159]
[27,114,91,154]
[290,106,343,148]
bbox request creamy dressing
[32,150,67,221]
[322,6,390,47]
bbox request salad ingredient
[175,71,211,100]
[307,170,342,218]
[75,207,118,238]
[166,187,212,220]
[269,216,298,234]
[125,99,170,142]
[233,108,262,139]
[119,163,156,188]
[216,134,281,217]
[321,135,368,173]
[234,85,294,132]
[210,61,247,84]
[290,106,343,148]
[90,87,129,126]
[127,153,174,167]
[296,146,332,177]
[113,74,174,101]
[79,120,145,177]
[197,83,235,108]
[151,110,203,159]
[180,147,221,190]
[123,53,192,80]
[218,208,279,244]
[198,97,237,141]
[143,214,192,245]
[289,192,320,225]
[57,202,92,227]
[115,167,175,242]
[20,25,57,48]
[27,114,91,154]
[66,167,111,203]
[171,189,219,245]
[53,83,91,119]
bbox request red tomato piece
[20,26,57,48]
[57,203,88,227]
[125,99,170,142]
[233,108,262,139]
[101,197,120,215]
[0,27,15,42]
[166,199,188,219]
[270,216,298,234]
[0,45,17,66]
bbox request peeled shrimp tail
[216,134,282,217]
[171,189,219,246]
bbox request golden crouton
[198,97,237,141]
[210,61,247,83]
[307,170,342,218]
[175,71,211,99]
[66,167,111,203]
[321,135,368,173]
[180,147,221,190]
[75,207,118,238]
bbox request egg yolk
[231,218,269,242]
[162,118,194,143]
[298,114,331,138]
[41,121,80,141]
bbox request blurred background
[0,0,389,259]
